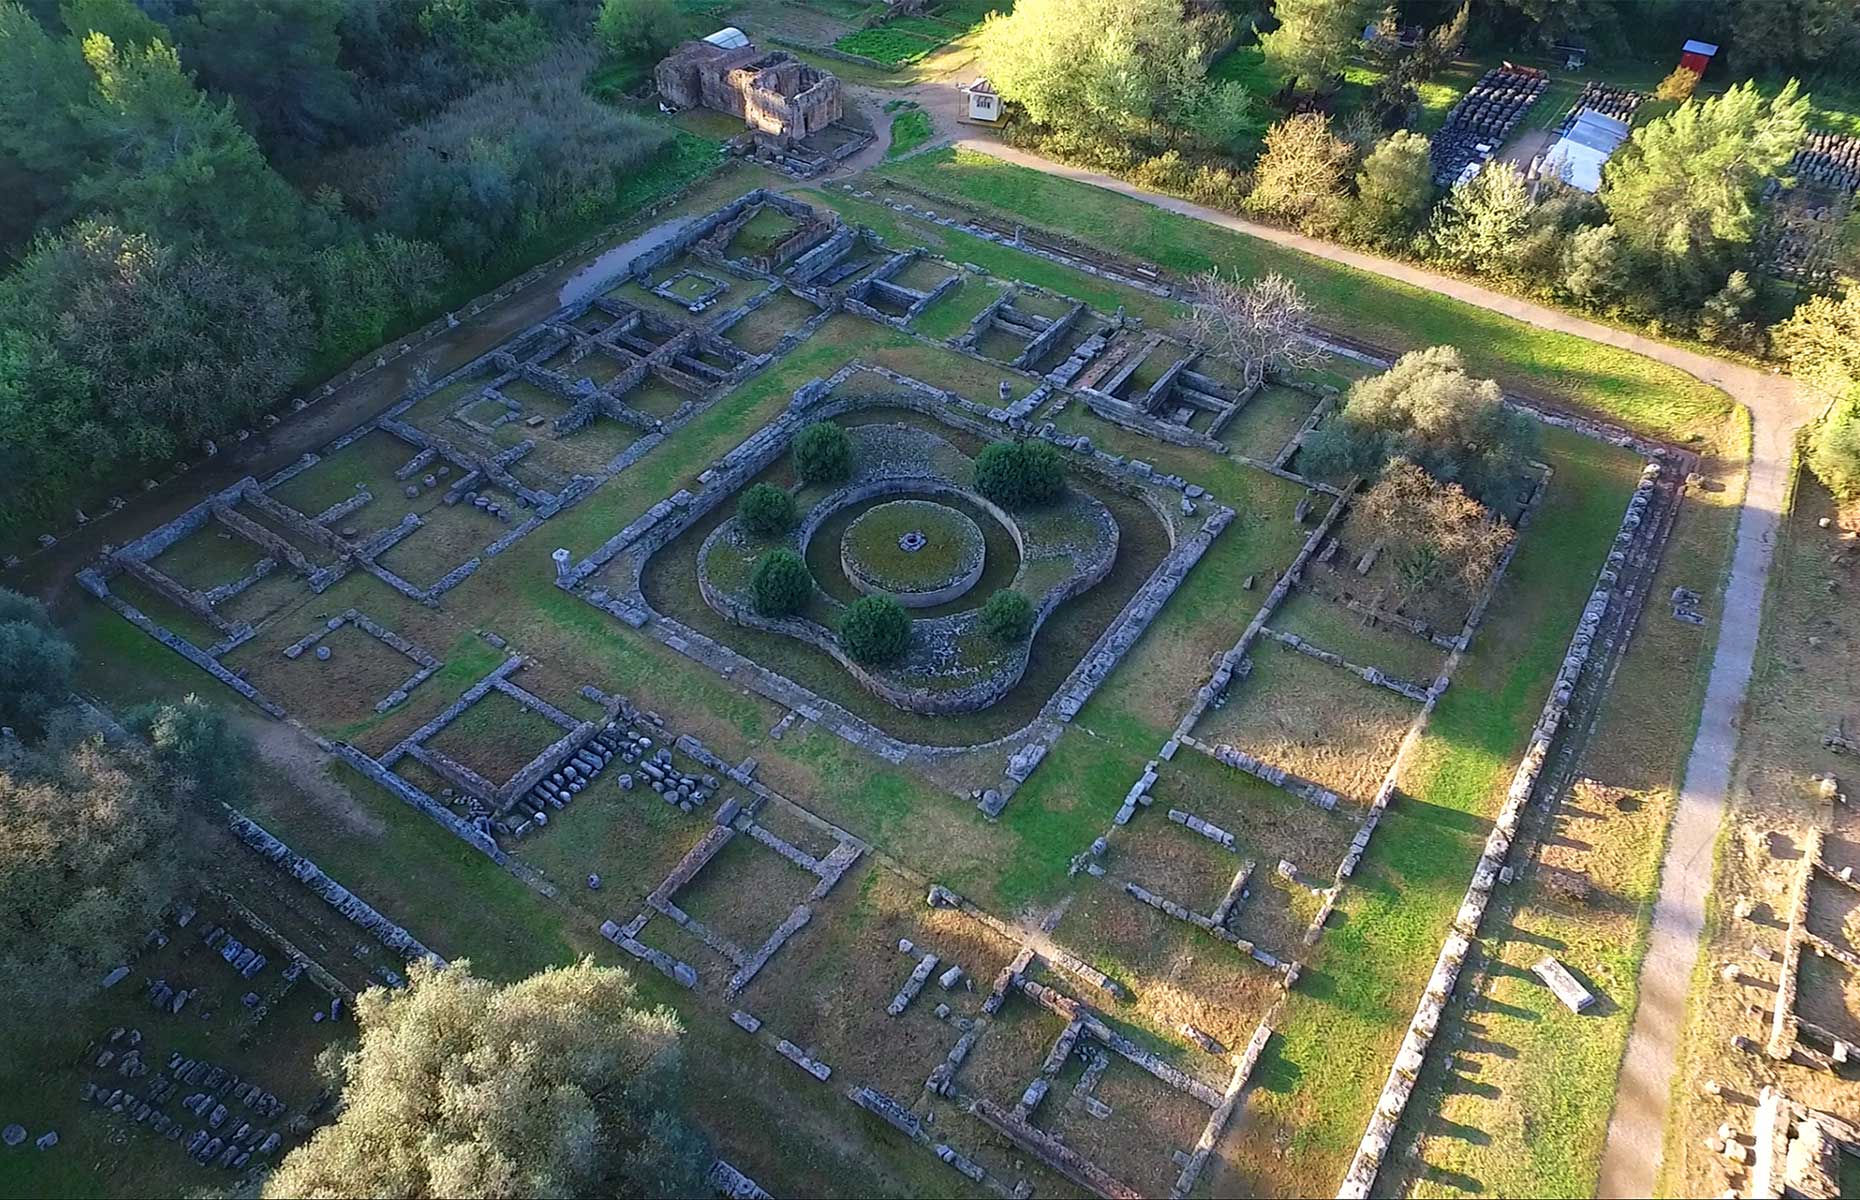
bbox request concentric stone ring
[840,499,985,608]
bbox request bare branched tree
[1180,270,1324,392]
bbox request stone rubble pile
[68,1029,296,1172]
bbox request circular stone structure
[840,499,986,608]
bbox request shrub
[973,439,1065,508]
[793,421,852,484]
[840,595,910,664]
[750,549,812,617]
[737,483,797,535]
[1654,66,1700,102]
[0,587,51,630]
[888,108,933,159]
[980,589,1034,642]
[1808,399,1860,508]
[0,618,75,732]
[1245,113,1351,223]
[594,0,682,61]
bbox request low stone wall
[227,813,443,967]
[1171,486,1352,748]
[698,470,1116,716]
[1336,463,1667,1199]
[328,740,507,864]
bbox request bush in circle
[793,421,852,484]
[750,549,812,617]
[839,595,910,663]
[737,483,796,535]
[972,438,1065,508]
[979,589,1034,642]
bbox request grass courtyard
[31,144,1750,1198]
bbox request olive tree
[266,958,707,1199]
[0,732,189,1043]
[0,588,74,733]
[1302,346,1538,509]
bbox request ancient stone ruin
[654,37,864,174]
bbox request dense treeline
[979,0,1860,505]
[982,0,1817,342]
[0,0,691,531]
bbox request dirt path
[239,716,387,839]
[1596,405,1799,1196]
[917,132,1811,1194]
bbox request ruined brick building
[654,33,844,152]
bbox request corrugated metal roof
[1544,108,1632,193]
[1564,109,1630,153]
[704,26,751,49]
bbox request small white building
[961,78,1000,123]
[1540,108,1632,193]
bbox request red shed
[1679,39,1718,76]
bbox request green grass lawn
[806,188,1180,326]
[911,276,1003,339]
[836,25,943,65]
[1211,426,1644,1196]
[873,148,1741,454]
[1388,441,1741,1197]
[888,106,934,158]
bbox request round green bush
[793,421,853,485]
[737,482,797,535]
[973,439,1065,508]
[839,595,910,664]
[750,549,812,617]
[979,589,1034,642]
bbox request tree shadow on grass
[1419,1162,1485,1194]
[1425,1115,1494,1146]
[1459,1034,1520,1060]
[1443,1074,1502,1101]
[1473,994,1539,1022]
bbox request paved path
[903,119,1811,1195]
